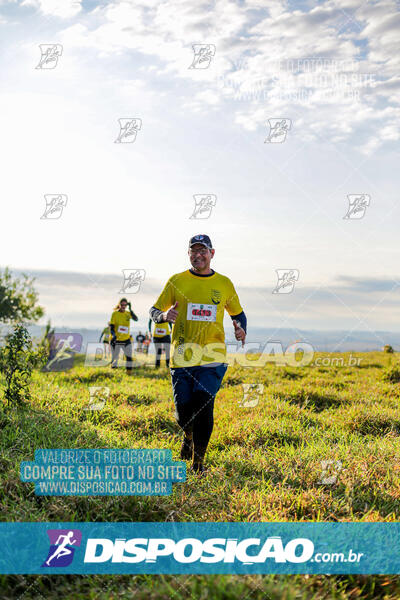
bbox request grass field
[1,351,400,599]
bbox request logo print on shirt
[211,289,221,304]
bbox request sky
[0,0,399,342]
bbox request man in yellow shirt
[110,298,138,374]
[149,234,247,473]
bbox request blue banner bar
[0,522,399,574]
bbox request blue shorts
[170,363,228,400]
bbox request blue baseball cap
[189,234,213,249]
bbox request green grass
[1,352,400,598]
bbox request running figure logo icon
[43,333,82,372]
[343,194,370,219]
[35,44,63,69]
[190,194,217,219]
[115,118,142,143]
[42,529,82,567]
[119,269,146,293]
[189,44,216,69]
[40,194,68,220]
[264,119,291,143]
[272,269,299,294]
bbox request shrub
[382,364,400,383]
[0,324,46,408]
[383,345,394,353]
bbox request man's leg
[191,390,214,471]
[191,364,228,472]
[171,367,195,460]
[124,340,133,374]
[111,340,120,368]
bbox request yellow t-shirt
[153,270,242,367]
[152,322,171,338]
[110,310,131,341]
[101,326,111,342]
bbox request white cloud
[21,0,82,18]
[0,0,399,333]
[6,0,398,153]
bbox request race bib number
[187,303,217,322]
[155,327,167,335]
[118,325,128,334]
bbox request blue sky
[0,0,399,340]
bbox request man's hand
[163,301,179,323]
[233,320,246,347]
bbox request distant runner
[110,298,138,374]
[148,318,172,368]
[136,331,145,353]
[149,234,247,473]
[99,323,111,358]
[143,332,151,355]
